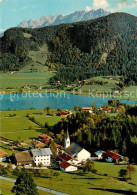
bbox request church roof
[59,153,77,161]
[65,142,83,156]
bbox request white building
[94,150,105,160]
[59,153,78,166]
[64,130,91,162]
[59,161,78,172]
[64,129,70,150]
[31,148,52,166]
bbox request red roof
[60,112,67,116]
[59,153,72,161]
[103,108,112,111]
[39,134,52,140]
[56,144,64,150]
[105,151,121,160]
[59,161,71,169]
[59,153,77,161]
[41,138,51,142]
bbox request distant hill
[1,13,137,85]
[18,9,110,28]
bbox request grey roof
[66,142,83,156]
[31,148,52,157]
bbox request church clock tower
[64,128,70,149]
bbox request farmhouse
[59,153,78,165]
[64,129,91,162]
[60,111,67,117]
[31,148,52,166]
[94,150,105,159]
[38,133,53,143]
[104,151,123,163]
[0,149,8,162]
[103,108,112,113]
[113,90,120,95]
[31,140,45,149]
[13,151,33,166]
[82,107,93,113]
[59,161,78,172]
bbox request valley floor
[0,73,137,102]
[0,162,137,195]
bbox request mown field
[0,162,137,195]
[0,109,62,144]
[34,162,137,195]
[0,72,54,90]
[20,43,50,73]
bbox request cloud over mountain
[93,0,109,9]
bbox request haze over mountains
[18,8,111,28]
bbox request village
[0,102,128,171]
[0,102,137,195]
[0,101,128,173]
[0,129,127,172]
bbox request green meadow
[0,162,137,195]
[0,180,51,195]
[80,76,137,102]
[0,72,137,102]
[0,72,54,90]
[0,109,62,143]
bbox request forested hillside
[0,13,137,85]
[53,108,137,163]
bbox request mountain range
[18,8,111,28]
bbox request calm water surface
[0,93,136,110]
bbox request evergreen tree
[12,171,38,195]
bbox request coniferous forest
[53,106,137,163]
[0,13,137,85]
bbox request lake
[0,93,136,110]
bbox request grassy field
[0,180,14,195]
[80,76,137,102]
[0,73,137,102]
[33,162,137,195]
[0,162,137,195]
[0,72,54,90]
[20,43,50,73]
[0,179,51,195]
[0,109,62,144]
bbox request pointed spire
[64,127,70,149]
[66,127,70,139]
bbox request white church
[64,129,91,163]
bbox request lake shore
[0,92,136,111]
[1,88,137,103]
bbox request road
[0,176,69,195]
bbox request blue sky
[0,0,137,30]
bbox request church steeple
[66,128,69,139]
[64,128,70,149]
